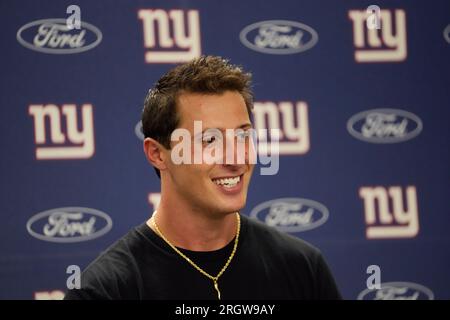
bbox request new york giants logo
[28,104,95,160]
[348,9,407,62]
[34,290,65,300]
[359,186,419,239]
[252,101,310,155]
[138,9,201,63]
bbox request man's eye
[203,136,217,144]
[236,131,250,140]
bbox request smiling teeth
[213,176,240,188]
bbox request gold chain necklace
[151,211,240,300]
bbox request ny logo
[359,186,419,239]
[138,9,201,63]
[28,104,95,160]
[252,101,310,155]
[34,290,65,300]
[348,9,407,62]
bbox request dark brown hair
[141,55,253,178]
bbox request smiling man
[64,56,341,300]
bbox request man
[64,56,341,300]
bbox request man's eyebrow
[200,123,253,133]
[237,123,253,130]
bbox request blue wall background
[1,0,449,299]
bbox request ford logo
[239,20,319,55]
[26,207,113,243]
[357,282,434,300]
[250,198,329,233]
[17,18,102,54]
[347,108,423,143]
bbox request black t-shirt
[64,214,341,300]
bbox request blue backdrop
[1,0,449,300]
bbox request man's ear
[143,138,168,172]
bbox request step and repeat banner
[1,0,449,300]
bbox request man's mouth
[212,175,242,189]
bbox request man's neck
[146,197,238,252]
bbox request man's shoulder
[70,223,152,289]
[242,214,322,260]
[85,224,149,272]
[64,224,149,299]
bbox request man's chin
[206,189,248,215]
[215,199,246,215]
